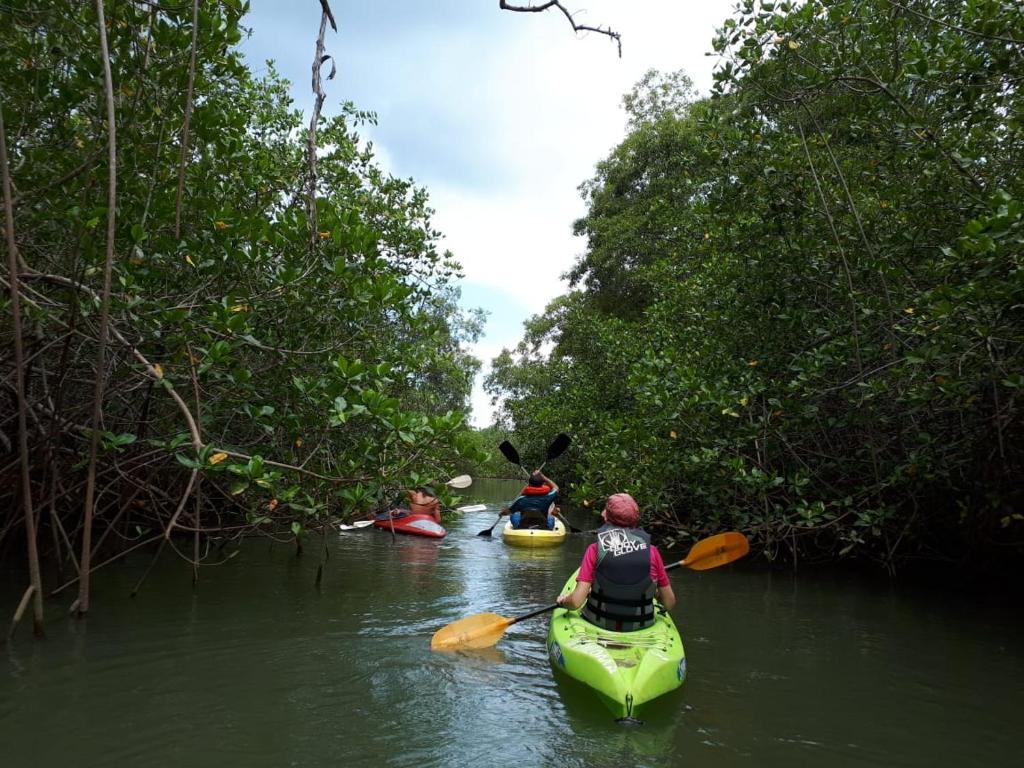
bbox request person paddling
[374,485,441,524]
[555,493,676,631]
[504,470,558,530]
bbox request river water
[2,477,1021,767]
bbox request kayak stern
[501,519,567,548]
[547,571,685,721]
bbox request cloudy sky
[241,0,737,425]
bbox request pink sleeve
[577,543,598,583]
[649,546,671,587]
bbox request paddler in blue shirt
[504,471,558,530]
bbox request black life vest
[582,525,656,632]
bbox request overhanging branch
[499,1,622,57]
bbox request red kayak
[372,511,447,539]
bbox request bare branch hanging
[499,0,622,56]
[308,0,338,252]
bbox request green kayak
[546,569,686,722]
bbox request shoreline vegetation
[1,0,487,631]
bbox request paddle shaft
[508,547,720,626]
[553,509,581,534]
[477,515,503,536]
[431,531,749,651]
[471,553,708,628]
[510,603,559,625]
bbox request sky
[240,0,738,426]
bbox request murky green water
[2,477,1022,767]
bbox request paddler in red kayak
[374,485,441,524]
[503,470,559,530]
[555,493,676,631]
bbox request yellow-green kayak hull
[547,569,685,720]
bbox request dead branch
[319,0,338,32]
[499,0,622,57]
[1,105,45,637]
[77,0,119,618]
[308,0,338,251]
[7,586,36,640]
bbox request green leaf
[175,453,202,470]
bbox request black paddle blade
[477,518,499,537]
[546,433,571,461]
[498,440,521,467]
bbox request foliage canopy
[1,0,485,592]
[487,0,1024,571]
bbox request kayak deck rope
[566,624,671,650]
[592,636,669,650]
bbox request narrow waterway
[2,478,1021,767]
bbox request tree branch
[1,105,45,637]
[887,0,1024,46]
[499,0,622,57]
[308,1,337,252]
[77,0,121,618]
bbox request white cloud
[464,340,510,428]
[431,184,582,312]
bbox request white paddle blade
[338,520,375,531]
[456,504,488,513]
[446,474,473,489]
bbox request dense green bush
[1,0,485,595]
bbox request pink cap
[604,493,639,527]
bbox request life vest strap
[585,601,655,620]
[590,594,652,608]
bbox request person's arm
[651,547,677,609]
[656,584,677,610]
[535,470,558,494]
[557,580,591,610]
[557,544,596,609]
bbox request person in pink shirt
[556,493,676,631]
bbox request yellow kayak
[501,518,567,548]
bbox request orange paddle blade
[681,532,749,570]
[430,612,514,651]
